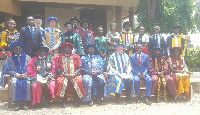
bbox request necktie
[50,29,55,47]
[156,34,159,47]
[120,54,126,73]
[30,27,34,38]
[138,54,141,66]
[127,32,129,42]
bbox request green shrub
[186,47,200,72]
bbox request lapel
[25,26,32,38]
[33,27,37,39]
[135,53,139,66]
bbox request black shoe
[136,97,142,104]
[143,98,151,105]
[96,100,102,105]
[45,100,50,108]
[14,106,20,111]
[23,106,29,111]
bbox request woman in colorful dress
[94,26,108,69]
[1,42,31,111]
[169,47,191,102]
[27,44,56,107]
[0,19,20,57]
[106,22,121,57]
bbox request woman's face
[65,24,73,32]
[111,25,116,32]
[173,49,180,58]
[87,47,95,55]
[8,21,16,30]
[139,26,145,34]
[63,45,72,55]
[36,48,46,57]
[13,46,22,56]
[98,27,103,36]
[154,49,162,56]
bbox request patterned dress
[94,36,108,68]
[77,28,94,48]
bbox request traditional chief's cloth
[149,56,177,101]
[107,52,134,99]
[52,53,86,98]
[106,31,122,57]
[1,53,31,103]
[27,56,56,105]
[42,27,62,54]
[167,34,185,56]
[77,28,94,48]
[134,34,149,56]
[94,36,108,68]
[81,55,105,102]
[121,31,134,56]
[169,56,191,101]
[61,31,85,56]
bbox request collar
[64,53,72,57]
[14,54,22,57]
[5,29,18,34]
[137,53,143,56]
[123,30,132,34]
[82,28,88,31]
[28,26,35,29]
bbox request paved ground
[0,94,200,115]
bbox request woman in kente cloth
[134,26,149,56]
[52,42,86,107]
[149,47,177,103]
[27,44,56,107]
[61,22,85,56]
[77,19,94,49]
[168,47,191,102]
[0,19,20,58]
[81,44,105,105]
[0,42,31,111]
[94,26,108,69]
[106,22,122,57]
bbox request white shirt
[174,35,179,46]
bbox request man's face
[124,25,130,32]
[49,20,56,28]
[154,49,162,56]
[63,45,72,55]
[36,48,46,57]
[82,22,88,29]
[173,28,180,34]
[154,26,160,34]
[13,46,22,56]
[136,45,143,54]
[116,45,124,54]
[72,20,78,27]
[173,49,180,58]
[65,24,73,32]
[27,17,34,27]
[34,19,42,28]
[87,47,95,55]
[139,27,145,34]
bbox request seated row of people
[0,41,191,111]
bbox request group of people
[0,15,192,111]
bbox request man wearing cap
[107,44,134,103]
[81,44,105,105]
[129,44,152,105]
[77,19,94,48]
[166,25,191,56]
[64,17,80,33]
[149,47,177,102]
[52,42,86,107]
[42,17,61,57]
[34,15,43,31]
[148,26,167,57]
[168,47,191,102]
[121,21,135,56]
[62,22,85,56]
[27,44,56,107]
[0,42,31,111]
[19,16,42,57]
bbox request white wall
[45,7,80,33]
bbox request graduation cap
[123,21,131,28]
[34,15,42,19]
[80,19,90,26]
[172,25,182,30]
[69,17,80,23]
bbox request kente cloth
[121,31,134,56]
[61,31,85,56]
[52,53,86,98]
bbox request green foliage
[135,0,195,34]
[186,47,200,72]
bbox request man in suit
[148,26,167,57]
[19,16,42,57]
[130,44,152,105]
